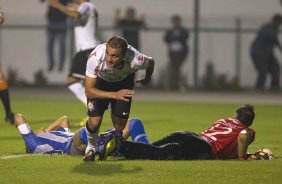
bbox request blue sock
[128,118,150,144]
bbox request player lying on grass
[103,104,261,160]
[14,114,149,156]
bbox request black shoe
[5,112,15,124]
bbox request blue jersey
[22,127,74,154]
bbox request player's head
[272,14,282,28]
[105,36,128,68]
[234,104,255,127]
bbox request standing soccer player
[83,36,154,161]
[0,8,15,124]
[49,0,100,105]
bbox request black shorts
[87,73,135,119]
[69,48,94,79]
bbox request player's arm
[136,57,155,85]
[45,116,70,132]
[85,76,134,101]
[237,129,255,160]
[72,130,87,154]
[36,116,70,135]
[49,0,80,19]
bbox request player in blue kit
[14,114,149,156]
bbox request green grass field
[0,95,281,184]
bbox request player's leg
[118,140,180,160]
[70,128,87,155]
[67,76,87,106]
[151,131,211,159]
[151,131,188,146]
[251,51,267,90]
[110,72,135,135]
[67,50,89,106]
[14,114,39,153]
[47,28,55,72]
[126,118,149,144]
[171,131,211,159]
[0,68,14,124]
[269,56,280,90]
[58,30,66,72]
[83,116,102,161]
[84,98,109,161]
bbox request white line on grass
[0,154,39,159]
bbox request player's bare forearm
[145,58,154,80]
[237,131,251,159]
[85,76,134,101]
[45,116,69,132]
[136,58,154,85]
[85,87,115,99]
[85,88,134,101]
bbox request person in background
[164,15,189,90]
[0,7,14,124]
[250,14,282,90]
[114,7,147,50]
[41,0,70,72]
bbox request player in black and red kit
[106,104,256,160]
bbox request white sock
[17,124,31,135]
[68,82,87,105]
[85,125,98,150]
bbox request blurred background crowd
[0,0,282,92]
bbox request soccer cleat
[99,136,116,160]
[83,148,96,162]
[5,112,15,124]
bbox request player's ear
[233,112,238,119]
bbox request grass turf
[0,97,281,184]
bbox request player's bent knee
[14,114,25,126]
[60,116,70,128]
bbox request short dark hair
[106,36,128,55]
[235,104,255,127]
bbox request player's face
[105,46,125,68]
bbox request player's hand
[136,77,151,86]
[114,89,134,101]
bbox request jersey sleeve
[85,46,102,78]
[77,2,90,15]
[131,49,151,70]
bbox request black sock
[0,89,12,116]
